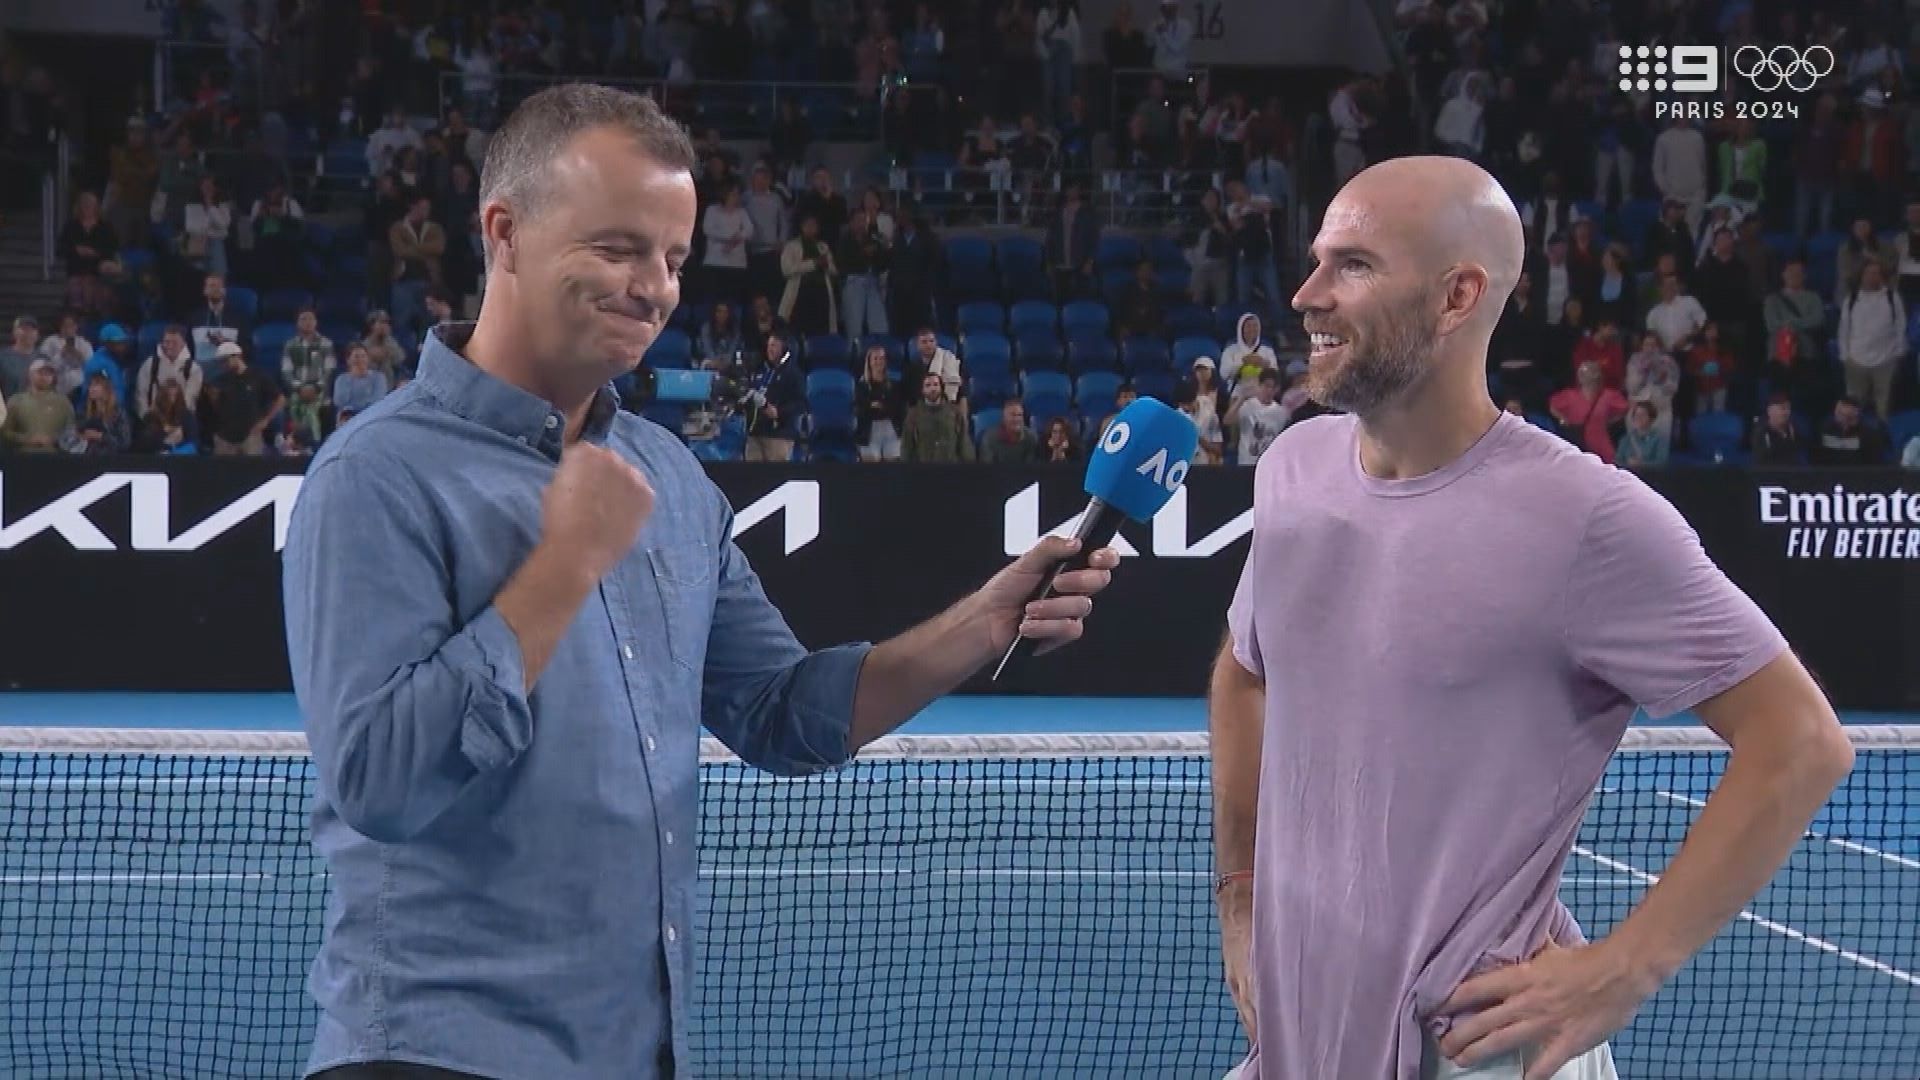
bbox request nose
[626,254,679,316]
[1292,261,1331,315]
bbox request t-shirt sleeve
[1226,466,1267,679]
[1564,471,1788,718]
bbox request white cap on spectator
[1191,355,1216,371]
[214,342,245,360]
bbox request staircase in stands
[0,208,65,325]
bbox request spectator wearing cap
[135,324,204,419]
[360,311,406,382]
[332,342,391,421]
[86,324,133,410]
[204,341,284,456]
[38,311,93,398]
[2,359,76,452]
[74,371,131,455]
[1181,354,1228,429]
[1,315,41,399]
[282,309,337,404]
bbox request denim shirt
[283,323,873,1080]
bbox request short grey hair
[477,82,698,270]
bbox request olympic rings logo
[1731,44,1835,93]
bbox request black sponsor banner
[0,458,1914,708]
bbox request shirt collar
[415,322,620,457]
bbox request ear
[1437,265,1490,338]
[481,201,517,274]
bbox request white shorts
[1218,1038,1620,1080]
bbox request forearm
[1209,642,1263,874]
[848,591,1000,750]
[1607,723,1852,980]
[493,540,600,692]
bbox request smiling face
[1291,201,1441,414]
[489,126,697,384]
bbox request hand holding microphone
[989,397,1199,681]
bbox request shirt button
[665,925,678,944]
[544,415,559,430]
[645,735,657,753]
[664,830,675,846]
[621,644,634,661]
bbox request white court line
[1655,790,1920,872]
[1570,844,1920,990]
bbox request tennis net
[0,725,1915,1079]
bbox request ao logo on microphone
[1102,419,1188,493]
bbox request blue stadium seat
[642,402,689,432]
[1061,301,1110,339]
[1166,305,1213,341]
[1075,371,1123,408]
[261,288,313,324]
[1764,231,1801,264]
[226,286,261,319]
[329,254,369,287]
[321,323,357,354]
[1572,200,1605,226]
[1173,336,1217,370]
[998,235,1045,272]
[1155,265,1192,299]
[1009,300,1059,336]
[961,331,1013,373]
[137,320,169,361]
[252,321,296,361]
[304,222,336,253]
[1146,234,1187,270]
[1131,371,1176,402]
[119,248,157,277]
[806,368,856,403]
[957,301,1006,336]
[1687,410,1745,460]
[945,236,994,269]
[998,238,1050,300]
[1015,331,1065,372]
[317,287,366,326]
[1615,199,1660,257]
[649,328,693,369]
[1123,338,1173,374]
[947,260,999,304]
[331,223,367,254]
[1887,409,1920,457]
[1096,235,1142,270]
[1068,336,1121,373]
[1022,370,1072,402]
[803,334,853,371]
[969,372,1015,408]
[972,407,1002,439]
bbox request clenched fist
[542,445,655,581]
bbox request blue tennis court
[2,696,1916,1078]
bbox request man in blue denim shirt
[282,84,1118,1080]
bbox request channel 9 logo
[1616,44,1719,93]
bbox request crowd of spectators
[4,0,1920,470]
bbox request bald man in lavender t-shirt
[1209,159,1853,1080]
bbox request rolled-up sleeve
[698,499,872,775]
[284,453,534,842]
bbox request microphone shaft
[990,497,1124,682]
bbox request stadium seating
[650,329,693,369]
[803,334,852,371]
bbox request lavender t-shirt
[1226,411,1786,1080]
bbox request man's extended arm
[1607,654,1851,979]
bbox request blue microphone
[991,397,1199,681]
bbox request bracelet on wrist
[1213,869,1253,895]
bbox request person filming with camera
[741,328,807,461]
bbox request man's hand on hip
[543,444,655,581]
[1436,939,1658,1080]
